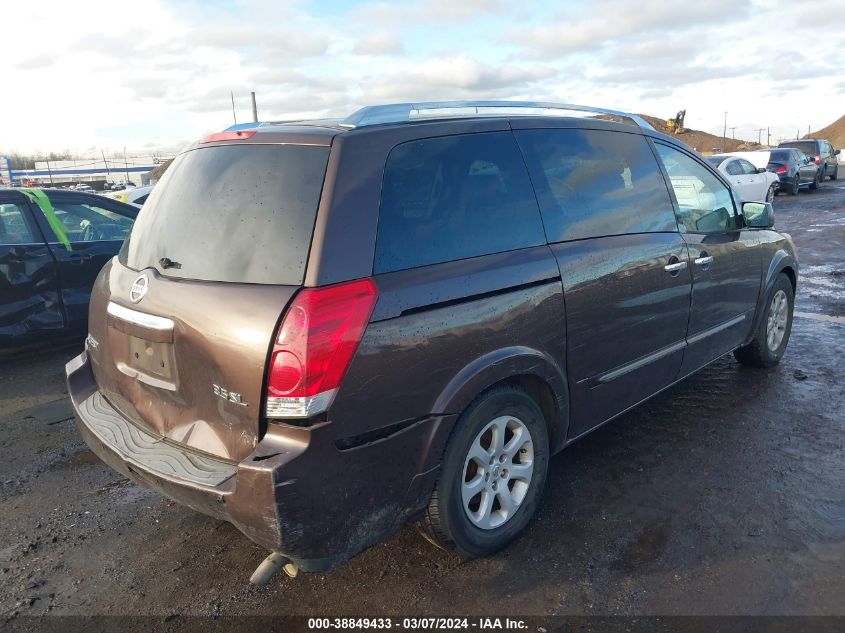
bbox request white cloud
[353,32,405,56]
[508,0,747,57]
[2,0,843,155]
[351,0,502,25]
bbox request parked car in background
[766,148,822,194]
[706,154,779,202]
[723,150,772,170]
[67,101,797,579]
[778,139,839,180]
[103,184,153,206]
[0,189,137,350]
[73,183,95,193]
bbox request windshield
[706,156,725,167]
[120,144,329,285]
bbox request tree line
[0,151,76,170]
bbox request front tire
[423,385,549,557]
[734,273,794,368]
[765,183,776,203]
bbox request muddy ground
[1,178,844,621]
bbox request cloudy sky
[4,0,844,156]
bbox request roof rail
[341,100,655,130]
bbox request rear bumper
[67,351,447,572]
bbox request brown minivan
[67,101,798,578]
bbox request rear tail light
[773,164,787,174]
[265,278,379,419]
[813,154,821,164]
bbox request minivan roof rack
[341,101,655,130]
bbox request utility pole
[45,157,54,185]
[100,149,111,180]
[123,147,129,185]
[231,91,237,125]
[251,91,258,123]
[767,127,771,146]
[755,128,765,144]
[729,126,737,139]
[722,111,727,153]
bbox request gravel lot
[1,177,844,621]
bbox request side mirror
[836,149,841,156]
[743,201,774,229]
[756,167,767,174]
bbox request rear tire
[810,170,820,190]
[734,273,794,368]
[789,175,800,195]
[423,385,549,558]
[831,165,839,181]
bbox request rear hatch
[779,141,817,158]
[86,141,330,461]
[767,150,792,174]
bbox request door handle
[67,253,92,265]
[664,261,688,273]
[694,256,714,266]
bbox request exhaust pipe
[249,551,298,585]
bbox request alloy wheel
[766,289,789,352]
[461,415,534,530]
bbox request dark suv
[778,139,840,180]
[66,101,798,579]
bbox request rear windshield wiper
[159,257,182,270]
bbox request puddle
[611,520,670,571]
[59,449,102,469]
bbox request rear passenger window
[375,132,545,274]
[515,128,677,242]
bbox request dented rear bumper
[66,351,447,572]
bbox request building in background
[9,154,173,189]
[0,157,12,186]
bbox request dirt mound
[637,114,764,154]
[807,114,845,148]
[150,158,173,183]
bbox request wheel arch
[432,346,570,454]
[745,250,797,346]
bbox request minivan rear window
[779,142,816,157]
[120,144,329,285]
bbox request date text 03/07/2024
[306,617,531,630]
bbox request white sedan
[706,154,779,203]
[101,184,154,207]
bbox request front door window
[655,144,740,233]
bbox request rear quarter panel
[330,247,568,465]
